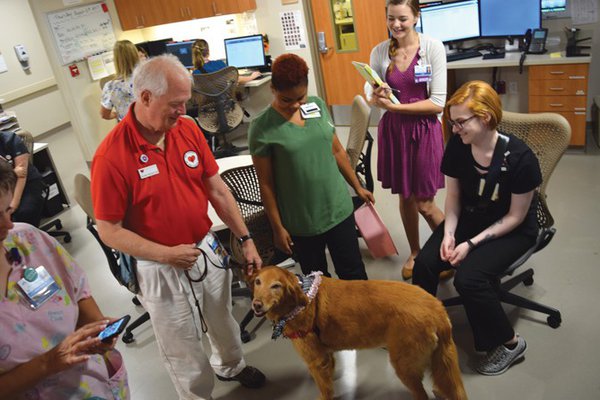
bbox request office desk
[239,73,272,88]
[209,155,253,231]
[447,53,591,146]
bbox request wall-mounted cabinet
[115,0,257,31]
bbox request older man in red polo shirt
[91,54,265,400]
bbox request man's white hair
[132,54,191,99]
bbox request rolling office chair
[192,67,246,159]
[221,165,293,343]
[73,173,149,343]
[16,130,71,242]
[442,111,569,329]
[346,95,375,196]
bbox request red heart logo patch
[187,155,196,163]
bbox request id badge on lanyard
[17,266,60,310]
[414,63,433,83]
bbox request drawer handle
[574,107,586,111]
[549,103,563,107]
[574,112,586,115]
[568,76,586,80]
[549,71,565,75]
[549,87,564,91]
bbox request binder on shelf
[352,61,399,104]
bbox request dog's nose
[252,300,263,313]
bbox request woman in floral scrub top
[0,160,129,399]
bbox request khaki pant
[136,233,245,400]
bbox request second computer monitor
[224,34,265,70]
[480,0,541,37]
[165,41,195,69]
[420,0,480,44]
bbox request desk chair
[16,130,71,242]
[346,95,374,195]
[73,173,150,343]
[443,111,569,329]
[192,67,246,158]
[221,165,294,342]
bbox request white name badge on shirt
[17,266,60,309]
[300,102,321,119]
[414,64,433,83]
[138,164,159,179]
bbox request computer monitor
[419,0,480,44]
[224,34,266,70]
[480,0,541,37]
[165,40,195,69]
[137,38,173,57]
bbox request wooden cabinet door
[187,1,214,19]
[114,0,164,30]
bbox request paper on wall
[0,53,7,74]
[571,0,598,25]
[280,10,307,50]
[87,51,115,81]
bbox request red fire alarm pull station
[69,64,80,77]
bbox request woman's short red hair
[271,53,309,91]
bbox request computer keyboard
[446,50,482,62]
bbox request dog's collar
[271,271,323,340]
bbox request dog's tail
[431,318,468,400]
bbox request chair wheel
[122,332,135,344]
[64,234,72,243]
[56,221,63,230]
[547,314,561,329]
[240,330,251,343]
[523,276,534,286]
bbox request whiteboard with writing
[47,2,116,65]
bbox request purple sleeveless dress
[377,52,445,198]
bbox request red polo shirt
[91,106,219,246]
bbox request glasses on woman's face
[447,115,477,130]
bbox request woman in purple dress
[366,0,448,280]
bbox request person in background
[100,40,140,121]
[0,130,44,227]
[413,80,541,376]
[91,54,266,399]
[191,39,261,83]
[250,53,374,280]
[0,159,129,399]
[366,0,448,280]
[136,44,148,62]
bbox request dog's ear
[284,270,308,308]
[245,268,259,292]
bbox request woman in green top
[249,54,374,280]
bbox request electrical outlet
[509,81,518,94]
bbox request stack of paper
[352,61,399,104]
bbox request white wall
[254,0,319,97]
[0,0,69,136]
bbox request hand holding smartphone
[97,315,131,342]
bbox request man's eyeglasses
[447,115,477,130]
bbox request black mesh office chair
[16,130,71,242]
[73,173,149,343]
[192,67,245,158]
[443,111,569,329]
[221,165,293,342]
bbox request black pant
[12,179,44,227]
[413,217,535,351]
[291,213,368,280]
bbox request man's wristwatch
[238,234,253,244]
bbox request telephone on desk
[518,28,548,74]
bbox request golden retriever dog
[250,266,467,400]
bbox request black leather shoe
[216,366,266,389]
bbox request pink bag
[354,202,398,258]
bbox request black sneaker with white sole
[476,335,527,376]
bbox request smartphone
[98,315,131,342]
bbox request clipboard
[352,61,400,104]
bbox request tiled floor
[44,124,600,399]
